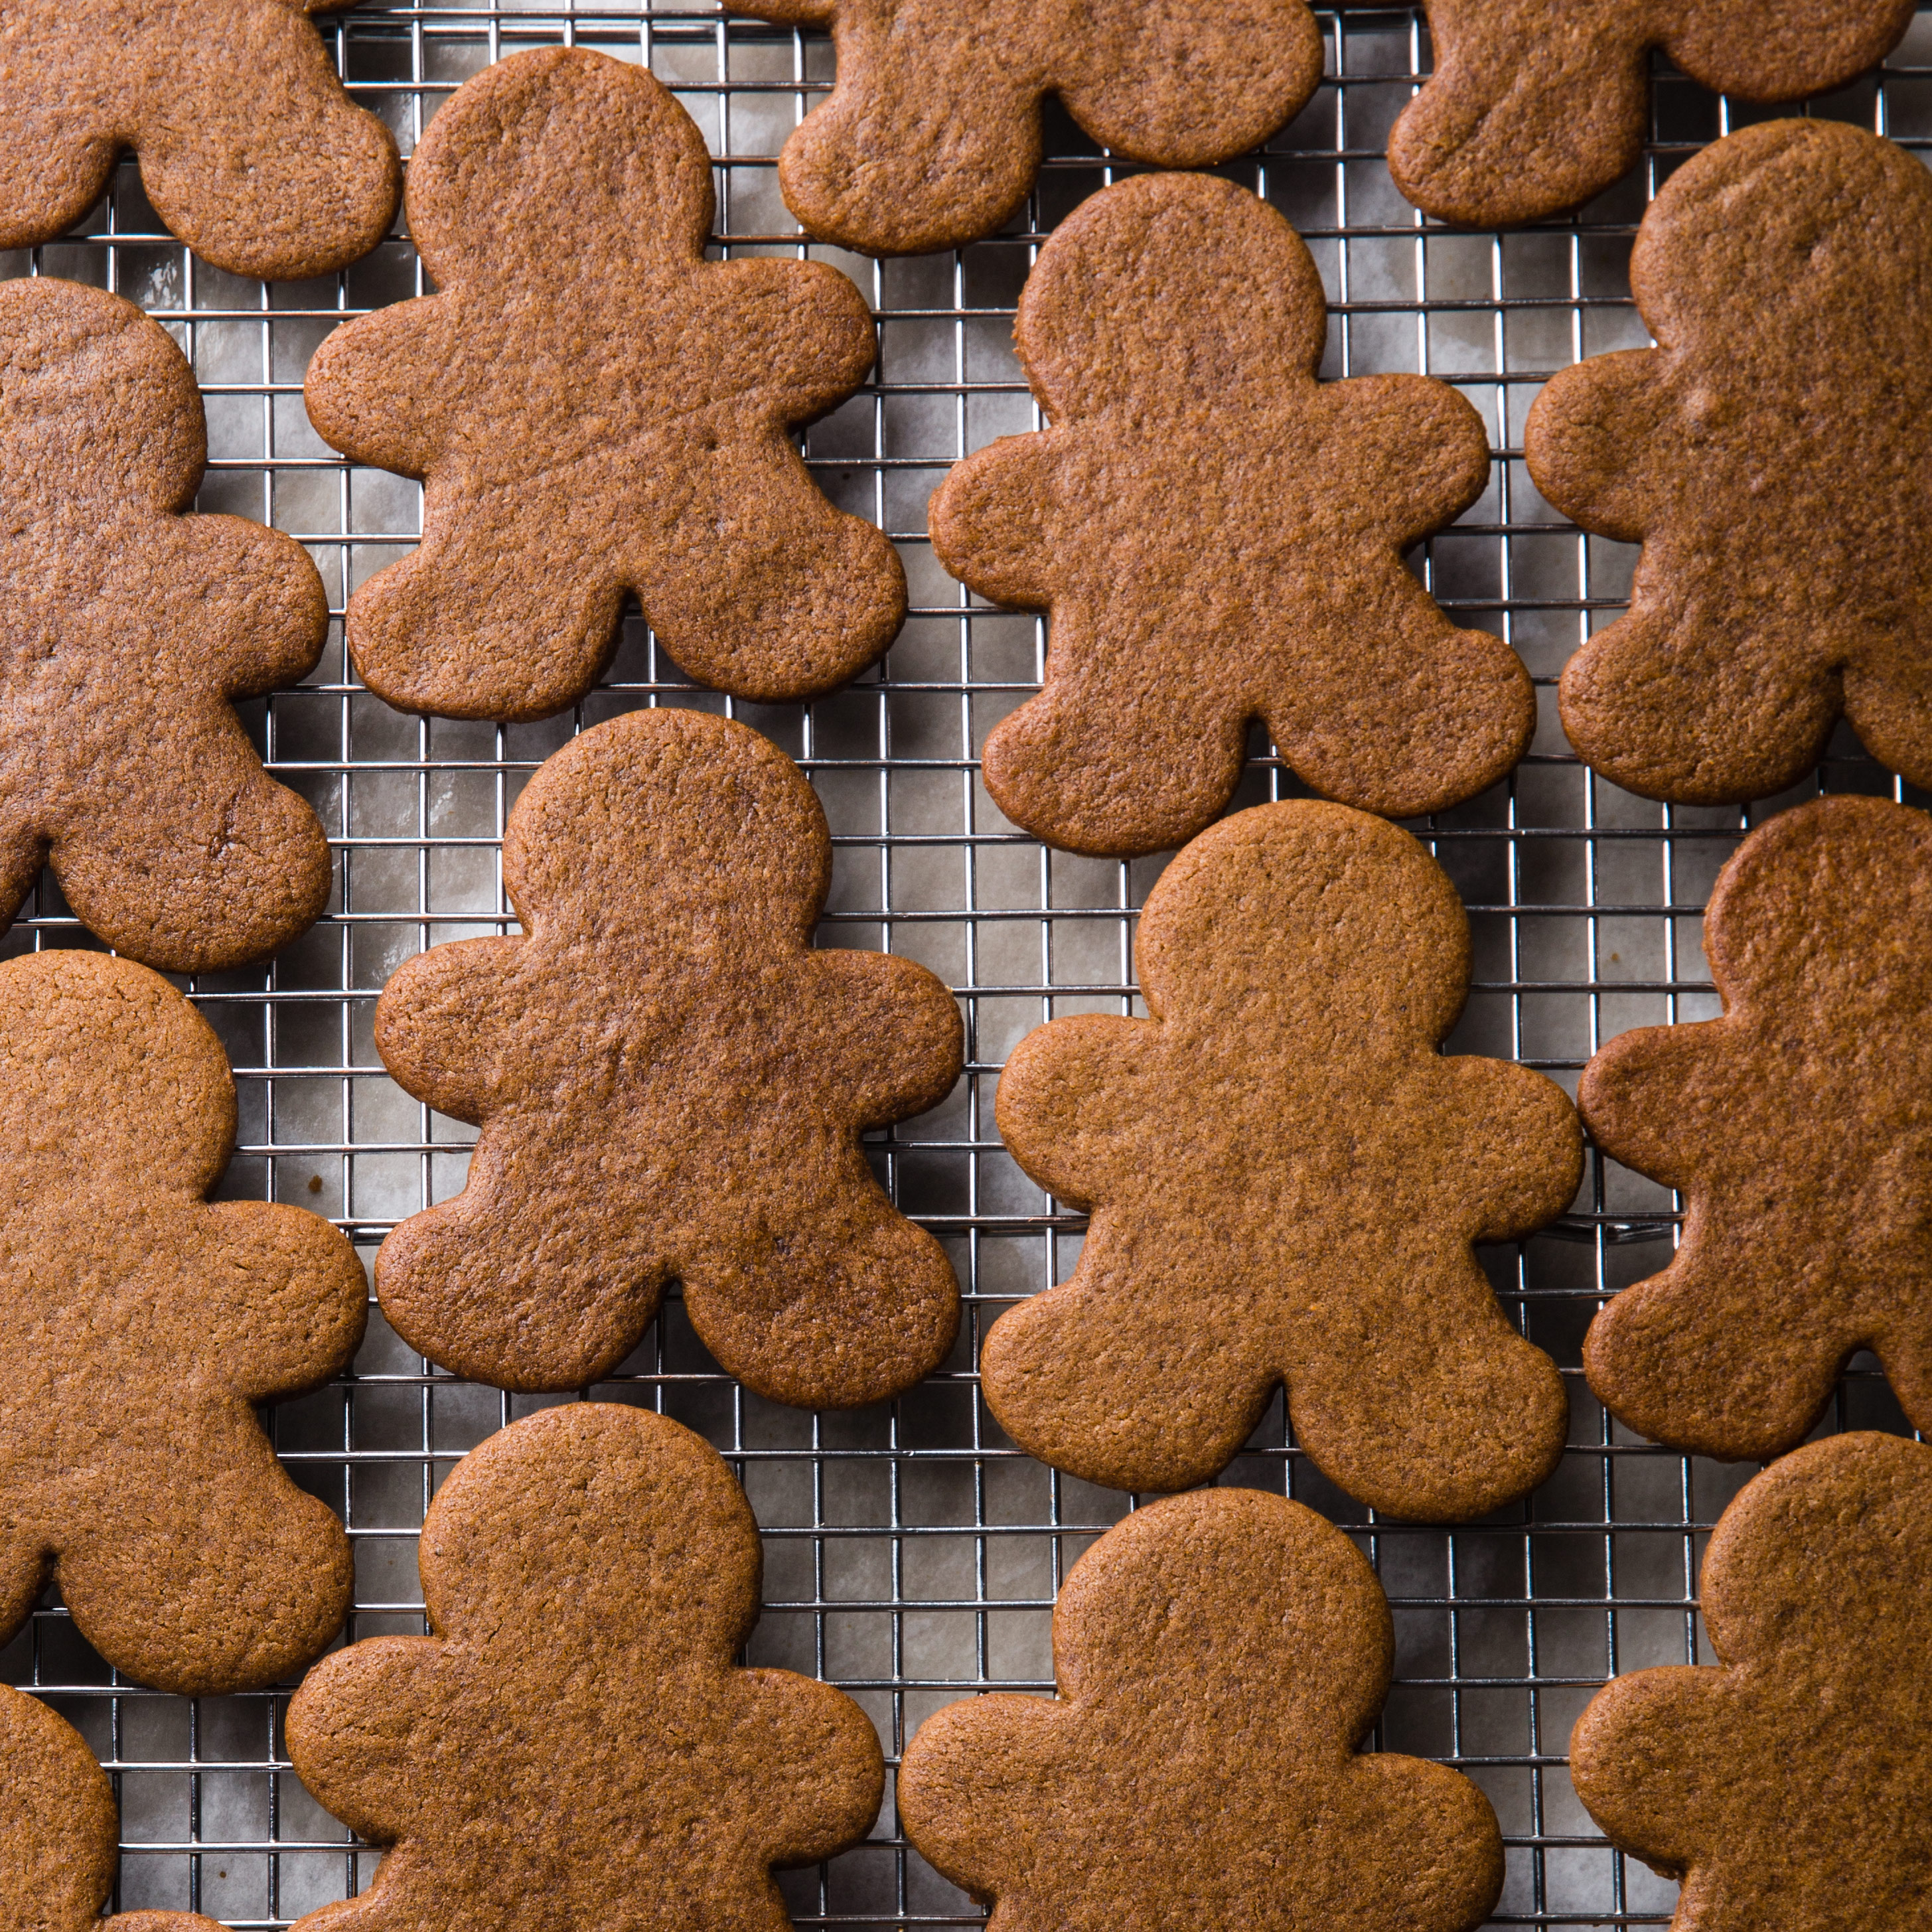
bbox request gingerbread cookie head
[983,800,1580,1518]
[1571,1431,1932,1932]
[0,1684,221,1932]
[735,0,1322,256]
[1388,0,1913,227]
[1525,119,1932,804]
[0,277,333,970]
[287,1403,885,1931]
[303,46,905,723]
[0,0,399,278]
[0,950,366,1694]
[900,1487,1503,1930]
[372,706,962,1408]
[932,172,1532,857]
[1578,796,1932,1461]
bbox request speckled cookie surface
[983,800,1581,1519]
[286,1403,884,1931]
[304,46,905,723]
[0,0,399,279]
[0,1683,220,1932]
[934,173,1532,858]
[1571,1431,1932,1932]
[1526,119,1932,803]
[0,277,333,972]
[1579,796,1932,1461]
[899,1487,1503,1931]
[0,950,366,1695]
[1388,0,1913,226]
[734,0,1321,256]
[374,706,962,1408]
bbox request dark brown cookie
[1570,1430,1932,1932]
[899,1486,1504,1930]
[0,0,399,279]
[1579,796,1932,1461]
[303,46,905,723]
[1526,119,1932,803]
[0,950,366,1694]
[734,0,1322,256]
[1388,1,1913,227]
[0,1683,218,1932]
[932,172,1533,858]
[0,277,334,971]
[286,1402,884,1928]
[374,706,962,1407]
[983,800,1581,1519]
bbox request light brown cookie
[1388,0,1913,227]
[0,277,334,971]
[932,171,1533,858]
[1578,796,1932,1461]
[1570,1430,1932,1932]
[0,0,399,279]
[0,1682,219,1932]
[899,1486,1503,1931]
[1526,119,1932,803]
[983,799,1581,1519]
[286,1402,884,1930]
[303,46,905,723]
[735,0,1322,256]
[0,950,366,1694]
[373,706,962,1407]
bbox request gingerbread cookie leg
[0,111,113,256]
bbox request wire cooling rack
[5,6,1929,1927]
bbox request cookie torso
[899,1487,1503,1930]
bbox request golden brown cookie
[1526,119,1932,803]
[1579,796,1932,1461]
[374,706,962,1407]
[1388,0,1913,226]
[304,46,905,723]
[984,799,1581,1519]
[0,1683,219,1932]
[735,0,1322,256]
[0,277,333,971]
[0,0,399,279]
[286,1402,884,1929]
[899,1487,1504,1931]
[932,172,1533,858]
[1570,1430,1932,1932]
[0,950,366,1694]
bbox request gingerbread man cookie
[899,1487,1504,1931]
[0,0,400,279]
[984,800,1581,1519]
[0,950,366,1694]
[933,173,1533,857]
[0,1683,221,1932]
[287,1403,884,1931]
[1526,119,1932,803]
[374,706,962,1407]
[304,46,905,723]
[0,276,334,971]
[1388,0,1913,226]
[1571,1431,1932,1932]
[735,0,1323,256]
[1579,796,1932,1461]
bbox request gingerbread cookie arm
[1435,1059,1584,1240]
[897,1692,1075,1905]
[1052,0,1321,168]
[706,257,882,424]
[1523,351,1671,546]
[993,1014,1158,1208]
[979,1219,1280,1493]
[375,938,534,1124]
[0,70,117,256]
[179,512,332,696]
[1569,1666,1733,1880]
[194,1202,368,1402]
[729,1669,886,1867]
[1385,1,1651,226]
[929,436,1060,611]
[1844,636,1932,797]
[286,1636,446,1846]
[305,297,465,481]
[804,950,962,1128]
[1663,0,1915,102]
[1578,1019,1734,1192]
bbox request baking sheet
[5,5,1929,1925]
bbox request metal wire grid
[3,5,1929,1927]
